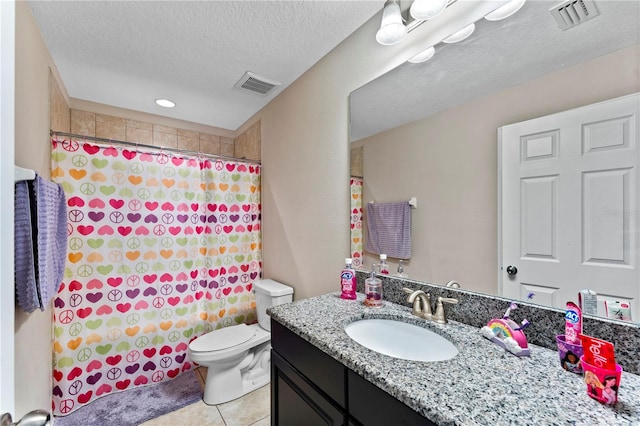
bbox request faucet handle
[433,297,458,324]
[403,287,416,302]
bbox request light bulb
[408,46,435,63]
[485,0,526,21]
[442,23,475,44]
[155,99,176,108]
[410,0,448,21]
[376,1,407,46]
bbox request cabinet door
[272,351,346,426]
[348,370,436,426]
[271,320,346,406]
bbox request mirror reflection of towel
[365,201,411,259]
[14,175,67,312]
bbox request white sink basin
[344,319,458,362]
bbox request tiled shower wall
[49,73,260,161]
[69,109,262,160]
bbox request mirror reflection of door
[500,93,640,320]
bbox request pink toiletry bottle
[340,258,357,300]
[379,254,389,274]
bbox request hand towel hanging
[14,174,67,312]
[365,201,411,259]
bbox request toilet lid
[189,323,256,352]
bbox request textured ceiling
[350,0,640,141]
[28,0,382,131]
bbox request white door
[500,93,640,320]
[0,0,16,417]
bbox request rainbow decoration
[480,303,530,357]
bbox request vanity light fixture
[408,46,436,63]
[410,0,448,21]
[376,0,408,45]
[393,0,526,64]
[484,0,527,21]
[155,98,176,108]
[441,23,475,43]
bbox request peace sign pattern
[350,177,363,268]
[51,138,262,416]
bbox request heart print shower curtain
[50,137,261,415]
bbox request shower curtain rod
[50,130,262,165]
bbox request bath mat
[54,372,202,426]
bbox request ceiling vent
[234,71,281,95]
[549,0,599,30]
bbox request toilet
[188,279,294,405]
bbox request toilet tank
[254,279,293,331]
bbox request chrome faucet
[403,288,432,320]
[403,288,458,324]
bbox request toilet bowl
[188,279,293,405]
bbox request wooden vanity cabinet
[270,320,435,426]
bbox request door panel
[501,93,639,320]
[520,175,558,259]
[582,168,631,265]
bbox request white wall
[355,44,640,296]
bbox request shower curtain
[50,137,261,415]
[350,177,363,268]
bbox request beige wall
[14,1,64,417]
[237,2,502,301]
[355,44,640,295]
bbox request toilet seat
[190,323,256,352]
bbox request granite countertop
[268,292,640,426]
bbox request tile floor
[140,367,270,426]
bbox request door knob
[506,265,518,276]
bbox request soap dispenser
[395,260,408,278]
[364,268,383,307]
[379,254,389,274]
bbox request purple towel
[14,175,67,312]
[14,181,40,312]
[34,175,68,310]
[365,201,411,259]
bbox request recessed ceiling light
[155,99,176,108]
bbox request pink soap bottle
[340,258,357,300]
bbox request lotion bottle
[340,258,357,300]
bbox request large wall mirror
[349,0,640,323]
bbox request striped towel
[365,201,411,259]
[14,175,67,312]
[14,181,40,312]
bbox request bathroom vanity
[269,293,640,425]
